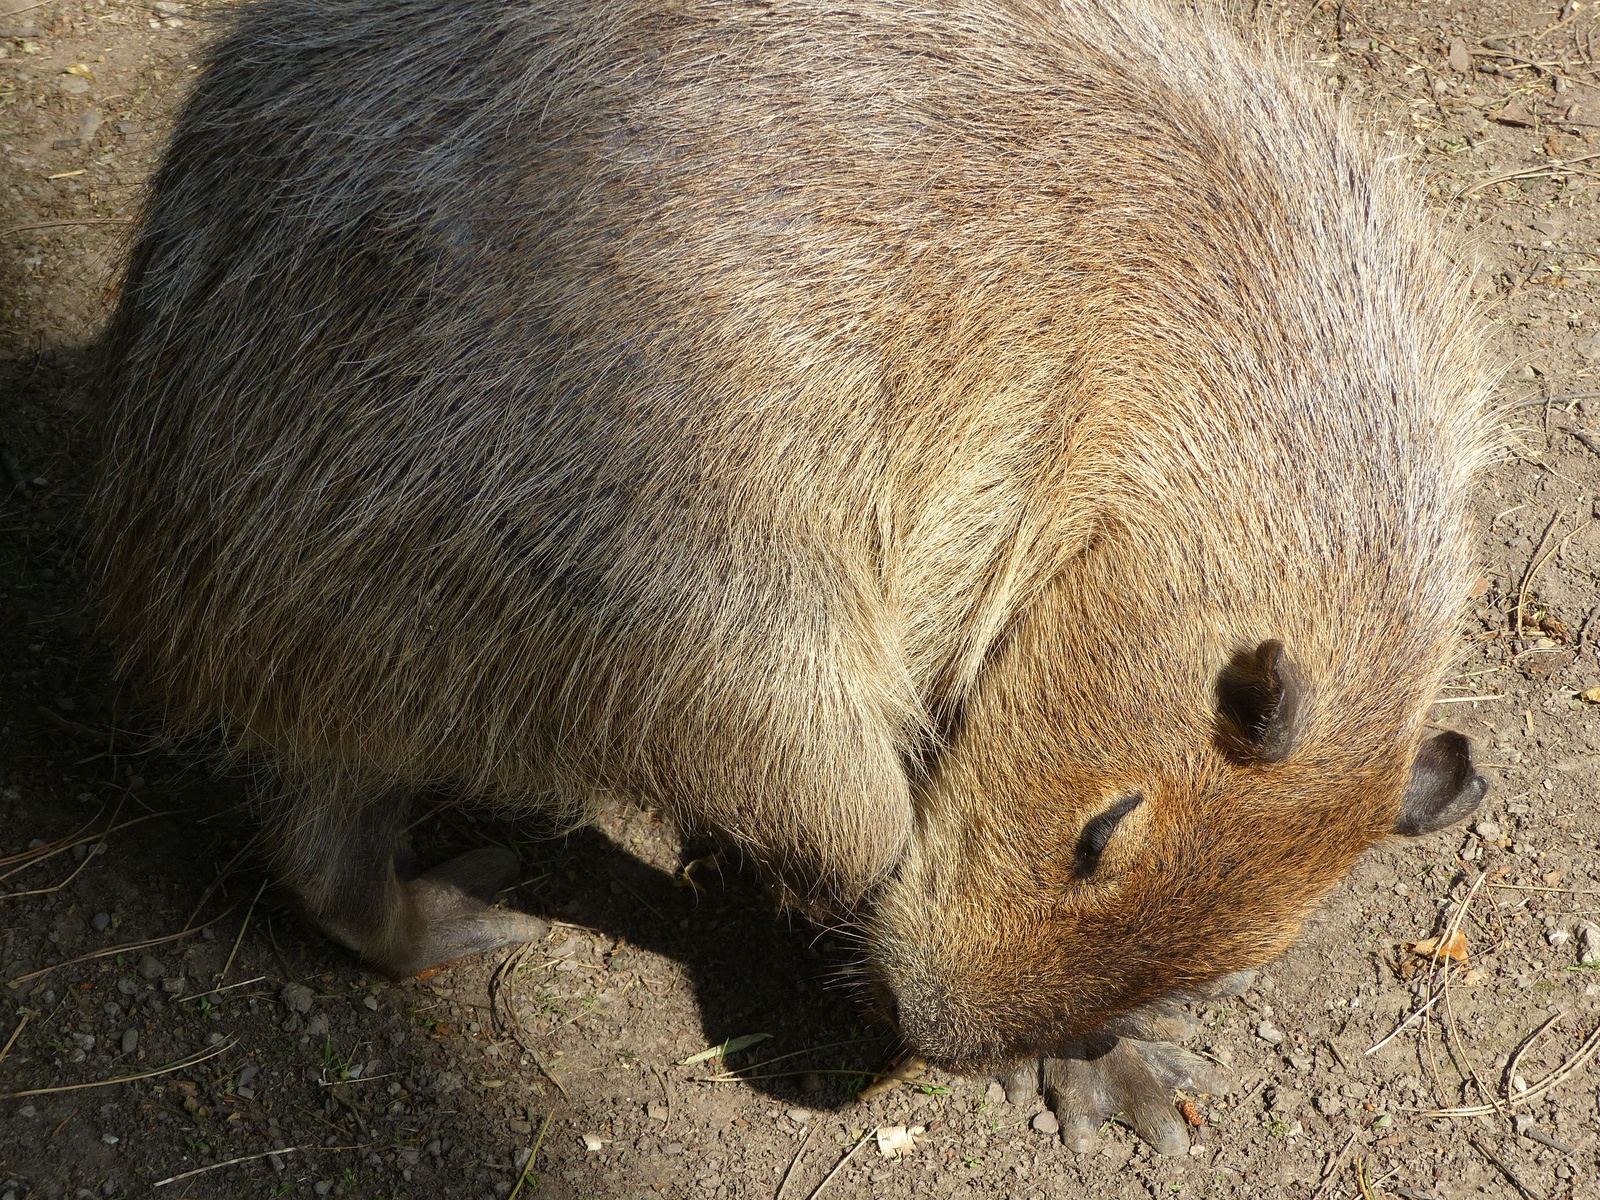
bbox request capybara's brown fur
[88,0,1494,1104]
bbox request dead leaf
[876,1125,922,1158]
[678,1032,771,1066]
[63,63,95,80]
[1468,576,1491,599]
[1537,614,1572,643]
[673,854,719,892]
[1407,931,1469,965]
[1579,686,1600,703]
[1492,101,1536,127]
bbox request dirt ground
[3,0,1600,1197]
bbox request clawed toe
[366,848,549,979]
[999,1036,1225,1157]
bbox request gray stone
[1580,922,1600,965]
[1031,1110,1060,1135]
[280,982,315,1014]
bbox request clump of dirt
[3,0,1599,1197]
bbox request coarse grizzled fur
[88,0,1495,1080]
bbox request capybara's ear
[1214,640,1302,763]
[1393,730,1488,836]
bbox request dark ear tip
[1255,639,1285,668]
[1394,729,1488,837]
[1214,639,1301,764]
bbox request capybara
[88,0,1494,1154]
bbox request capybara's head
[868,636,1486,1072]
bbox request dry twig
[7,911,234,985]
[7,1039,236,1097]
[1308,1130,1360,1200]
[153,1142,368,1188]
[1467,1134,1547,1200]
[775,1122,818,1200]
[803,1128,873,1200]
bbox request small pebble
[100,1134,118,1146]
[1031,1110,1059,1135]
[238,1066,259,1087]
[313,1183,332,1197]
[985,1081,1005,1106]
[120,1029,137,1054]
[137,954,164,981]
[581,1133,604,1152]
[1447,37,1471,72]
[1474,820,1501,841]
[647,1102,670,1121]
[90,912,111,932]
[280,982,315,1014]
[1257,1022,1284,1045]
[1579,922,1600,965]
[785,1107,812,1124]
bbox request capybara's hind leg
[269,786,548,979]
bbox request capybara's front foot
[999,1037,1223,1156]
[366,847,551,979]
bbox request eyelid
[1071,793,1144,880]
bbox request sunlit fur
[87,0,1494,1065]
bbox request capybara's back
[90,0,1493,1149]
